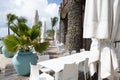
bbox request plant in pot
[3,13,49,76]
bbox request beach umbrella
[83,0,119,79]
[32,10,41,42]
[32,10,39,25]
[41,21,46,42]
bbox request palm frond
[9,25,18,34]
[29,26,40,41]
[3,35,19,53]
[7,13,18,24]
[34,42,49,53]
[17,16,27,23]
[18,22,30,36]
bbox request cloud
[0,0,60,37]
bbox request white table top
[37,51,90,72]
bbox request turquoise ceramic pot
[2,46,14,58]
[12,51,37,76]
[0,47,2,54]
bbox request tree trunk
[66,0,83,52]
[8,27,10,35]
[52,28,54,40]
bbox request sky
[0,0,62,37]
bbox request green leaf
[34,42,49,53]
[18,22,30,36]
[17,36,30,45]
[30,29,40,41]
[29,25,40,41]
[7,13,18,24]
[18,16,27,23]
[3,35,19,53]
[9,26,18,34]
[32,24,40,30]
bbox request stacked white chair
[71,50,76,55]
[80,48,85,52]
[29,63,54,80]
[55,41,65,53]
[63,52,70,56]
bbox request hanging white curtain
[83,0,120,79]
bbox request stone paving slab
[0,73,28,80]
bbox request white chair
[80,48,85,52]
[56,42,65,53]
[63,52,70,56]
[77,58,89,80]
[38,55,52,73]
[29,63,40,80]
[84,58,89,80]
[71,50,76,54]
[59,63,78,80]
[29,63,54,80]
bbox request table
[37,51,90,80]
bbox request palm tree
[7,13,17,35]
[51,17,58,40]
[66,0,83,52]
[65,0,88,80]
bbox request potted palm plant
[3,13,49,76]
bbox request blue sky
[48,0,62,5]
[0,0,62,37]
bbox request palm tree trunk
[8,27,10,35]
[52,28,54,40]
[66,0,83,52]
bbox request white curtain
[83,0,120,79]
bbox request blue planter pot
[0,47,2,54]
[2,46,14,58]
[12,51,37,76]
